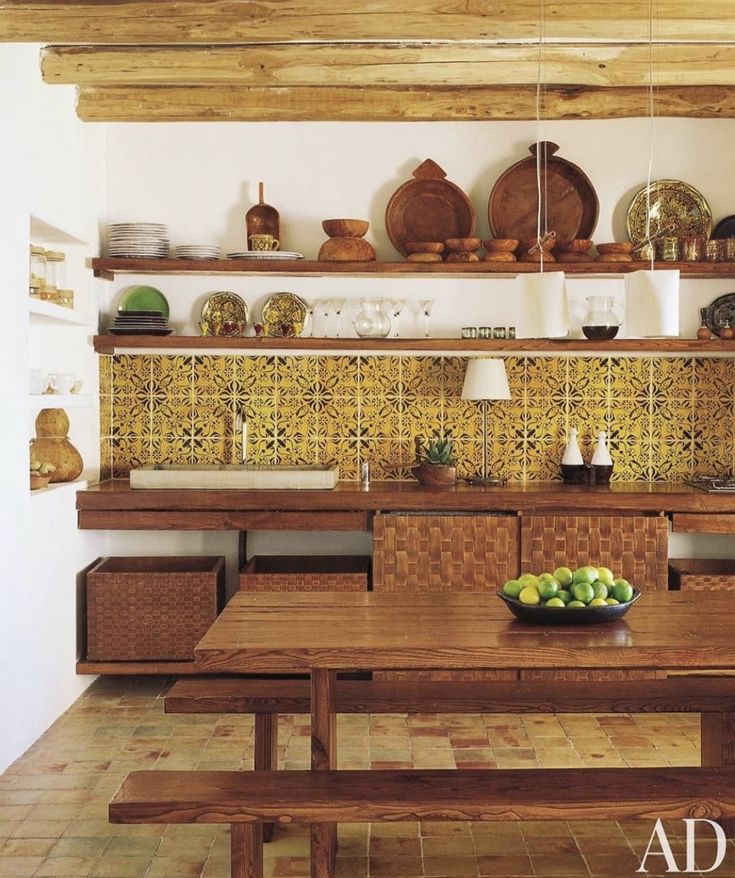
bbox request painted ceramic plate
[200,291,249,335]
[498,590,641,625]
[706,292,735,337]
[626,179,712,244]
[118,285,170,320]
[261,292,308,337]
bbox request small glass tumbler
[461,326,478,339]
[493,327,506,339]
[725,238,735,261]
[705,239,724,262]
[659,236,680,261]
[507,326,516,339]
[478,326,491,339]
[681,236,703,262]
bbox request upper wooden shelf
[91,257,735,280]
[93,336,735,355]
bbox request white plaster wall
[0,44,107,773]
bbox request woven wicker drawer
[669,558,735,590]
[86,556,225,661]
[240,555,369,591]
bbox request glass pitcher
[353,299,391,338]
[581,295,622,340]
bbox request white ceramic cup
[29,369,48,394]
[49,372,75,394]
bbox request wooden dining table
[194,590,735,878]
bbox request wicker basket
[240,555,369,591]
[86,556,225,661]
[669,558,735,590]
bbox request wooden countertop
[75,479,735,530]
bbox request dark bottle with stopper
[245,182,280,244]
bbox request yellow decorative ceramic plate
[626,179,712,244]
[261,292,308,337]
[200,291,249,336]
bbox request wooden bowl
[483,238,518,252]
[322,219,369,238]
[407,252,443,263]
[405,241,445,254]
[445,237,482,252]
[446,251,480,262]
[594,253,633,263]
[518,237,557,254]
[520,250,556,263]
[318,236,376,262]
[596,242,633,255]
[558,239,593,253]
[483,251,517,262]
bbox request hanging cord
[535,0,545,271]
[645,0,657,269]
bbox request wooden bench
[110,766,735,878]
[166,676,735,840]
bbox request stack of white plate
[107,223,170,258]
[173,244,222,260]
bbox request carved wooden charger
[385,159,476,257]
[488,142,599,243]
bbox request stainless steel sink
[129,464,339,490]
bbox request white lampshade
[514,271,570,339]
[624,269,680,337]
[461,358,511,401]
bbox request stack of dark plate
[108,310,173,336]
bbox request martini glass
[419,298,435,338]
[330,298,347,338]
[391,298,406,338]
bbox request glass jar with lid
[44,250,66,295]
[29,245,46,296]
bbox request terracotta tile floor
[1,677,734,877]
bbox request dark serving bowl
[497,590,641,624]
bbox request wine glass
[330,298,347,338]
[391,298,406,338]
[419,299,435,338]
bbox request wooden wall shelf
[93,335,735,355]
[91,257,735,280]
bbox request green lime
[573,566,599,584]
[538,579,560,600]
[592,581,609,600]
[572,582,595,604]
[589,598,608,607]
[605,597,620,605]
[519,586,541,605]
[553,566,573,587]
[567,600,586,608]
[502,579,523,598]
[545,597,565,608]
[612,580,634,603]
[597,566,615,586]
[557,589,572,605]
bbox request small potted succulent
[411,435,457,488]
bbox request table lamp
[461,358,511,484]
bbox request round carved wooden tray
[488,142,599,243]
[385,159,475,257]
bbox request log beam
[3,1,735,44]
[41,43,735,89]
[75,84,735,123]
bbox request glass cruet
[352,299,391,338]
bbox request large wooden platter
[385,159,475,257]
[488,142,599,242]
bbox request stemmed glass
[317,298,333,337]
[305,300,316,337]
[391,298,406,338]
[330,298,347,338]
[419,299,435,338]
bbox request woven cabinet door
[519,513,668,681]
[373,513,520,680]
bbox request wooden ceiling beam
[41,43,735,89]
[75,84,735,122]
[3,1,735,44]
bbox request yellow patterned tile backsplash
[103,354,735,481]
